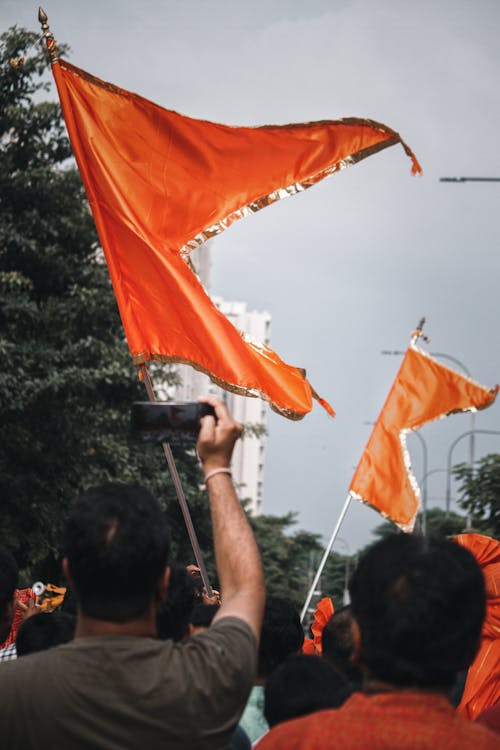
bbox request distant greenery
[454,453,500,538]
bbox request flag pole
[139,364,213,597]
[300,493,352,623]
[37,8,213,598]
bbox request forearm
[207,473,265,636]
[196,395,265,638]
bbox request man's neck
[75,607,157,639]
[362,677,452,699]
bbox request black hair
[64,483,170,622]
[258,596,304,678]
[190,603,219,629]
[60,587,78,616]
[349,534,486,689]
[157,563,196,641]
[321,606,363,686]
[16,612,76,656]
[0,547,18,615]
[264,654,351,728]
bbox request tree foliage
[454,454,500,539]
[0,28,212,579]
[369,506,469,542]
[247,511,323,610]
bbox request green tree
[247,510,323,611]
[369,507,468,542]
[0,28,212,580]
[454,454,500,538]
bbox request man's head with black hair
[0,547,18,643]
[16,612,76,657]
[349,534,486,690]
[258,596,304,679]
[322,606,363,686]
[157,563,196,641]
[264,654,351,728]
[190,603,219,631]
[63,483,170,623]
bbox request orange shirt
[256,692,500,750]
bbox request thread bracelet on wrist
[204,467,232,482]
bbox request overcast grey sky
[3,1,500,551]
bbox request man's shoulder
[256,693,500,750]
[205,615,256,642]
[175,616,257,673]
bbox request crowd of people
[0,396,499,748]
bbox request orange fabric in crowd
[456,534,500,720]
[51,58,420,419]
[0,588,35,649]
[350,346,497,531]
[302,597,334,655]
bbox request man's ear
[62,558,74,588]
[155,565,170,605]
[350,617,363,664]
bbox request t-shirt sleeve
[169,616,257,738]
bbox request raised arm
[197,396,265,641]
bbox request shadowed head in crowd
[157,563,196,641]
[16,612,76,656]
[63,484,170,622]
[258,596,304,679]
[264,653,351,728]
[322,605,363,686]
[349,534,486,690]
[0,547,18,643]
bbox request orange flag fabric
[51,57,421,419]
[302,597,335,655]
[455,534,500,720]
[349,342,497,531]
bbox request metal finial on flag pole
[139,364,214,597]
[411,316,430,346]
[38,7,59,62]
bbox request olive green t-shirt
[0,616,256,750]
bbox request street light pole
[445,430,500,515]
[335,537,351,606]
[440,177,500,183]
[408,431,428,535]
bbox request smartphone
[131,402,216,443]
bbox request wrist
[204,467,232,483]
[200,455,231,472]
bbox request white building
[165,243,269,515]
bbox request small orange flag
[51,58,421,419]
[350,339,497,531]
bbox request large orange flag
[349,338,497,531]
[50,56,421,419]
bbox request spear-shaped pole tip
[38,7,48,26]
[38,7,58,63]
[411,316,430,346]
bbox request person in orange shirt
[256,535,499,750]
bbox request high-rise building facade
[163,243,269,515]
